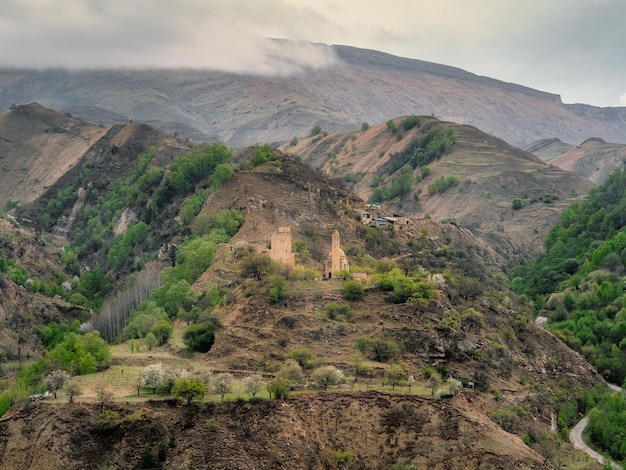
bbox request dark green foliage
[286,348,314,368]
[193,208,243,238]
[107,222,148,270]
[384,127,456,175]
[183,322,216,352]
[180,188,210,225]
[311,125,322,136]
[251,144,274,167]
[361,122,369,131]
[374,268,436,304]
[155,144,231,207]
[511,198,523,210]
[587,392,626,461]
[356,336,399,362]
[343,172,363,184]
[75,268,112,308]
[269,275,287,304]
[386,120,397,134]
[401,115,422,131]
[41,320,80,350]
[510,168,626,383]
[118,301,169,343]
[20,331,111,382]
[369,169,414,203]
[140,447,160,469]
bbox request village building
[270,226,295,268]
[325,230,350,278]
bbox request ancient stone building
[271,226,295,268]
[325,230,349,278]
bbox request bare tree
[95,385,114,412]
[212,373,233,401]
[243,375,264,397]
[64,380,82,403]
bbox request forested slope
[511,168,626,461]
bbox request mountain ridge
[1,43,626,148]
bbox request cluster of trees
[0,327,111,417]
[384,125,456,175]
[587,391,626,460]
[507,168,626,459]
[369,169,415,203]
[427,175,459,195]
[373,267,436,304]
[511,168,626,384]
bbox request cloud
[0,0,338,74]
[619,91,626,107]
[0,0,624,105]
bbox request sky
[1,0,625,107]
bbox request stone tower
[271,226,295,268]
[325,230,349,278]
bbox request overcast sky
[1,0,625,107]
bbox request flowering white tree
[142,363,164,394]
[311,365,345,390]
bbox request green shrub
[342,280,364,301]
[183,322,216,352]
[321,302,354,321]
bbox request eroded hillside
[0,392,550,470]
[548,138,626,184]
[0,112,607,470]
[282,117,594,263]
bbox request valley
[0,97,623,470]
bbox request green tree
[150,320,173,345]
[63,380,82,403]
[173,376,206,404]
[386,363,408,390]
[512,198,523,210]
[144,332,157,351]
[267,376,290,399]
[286,348,314,369]
[311,125,322,136]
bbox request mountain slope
[0,103,107,207]
[2,44,626,148]
[282,117,594,264]
[524,138,574,161]
[548,138,626,184]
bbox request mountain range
[2,44,626,148]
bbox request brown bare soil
[548,138,626,184]
[0,392,550,470]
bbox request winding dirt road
[569,384,622,470]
